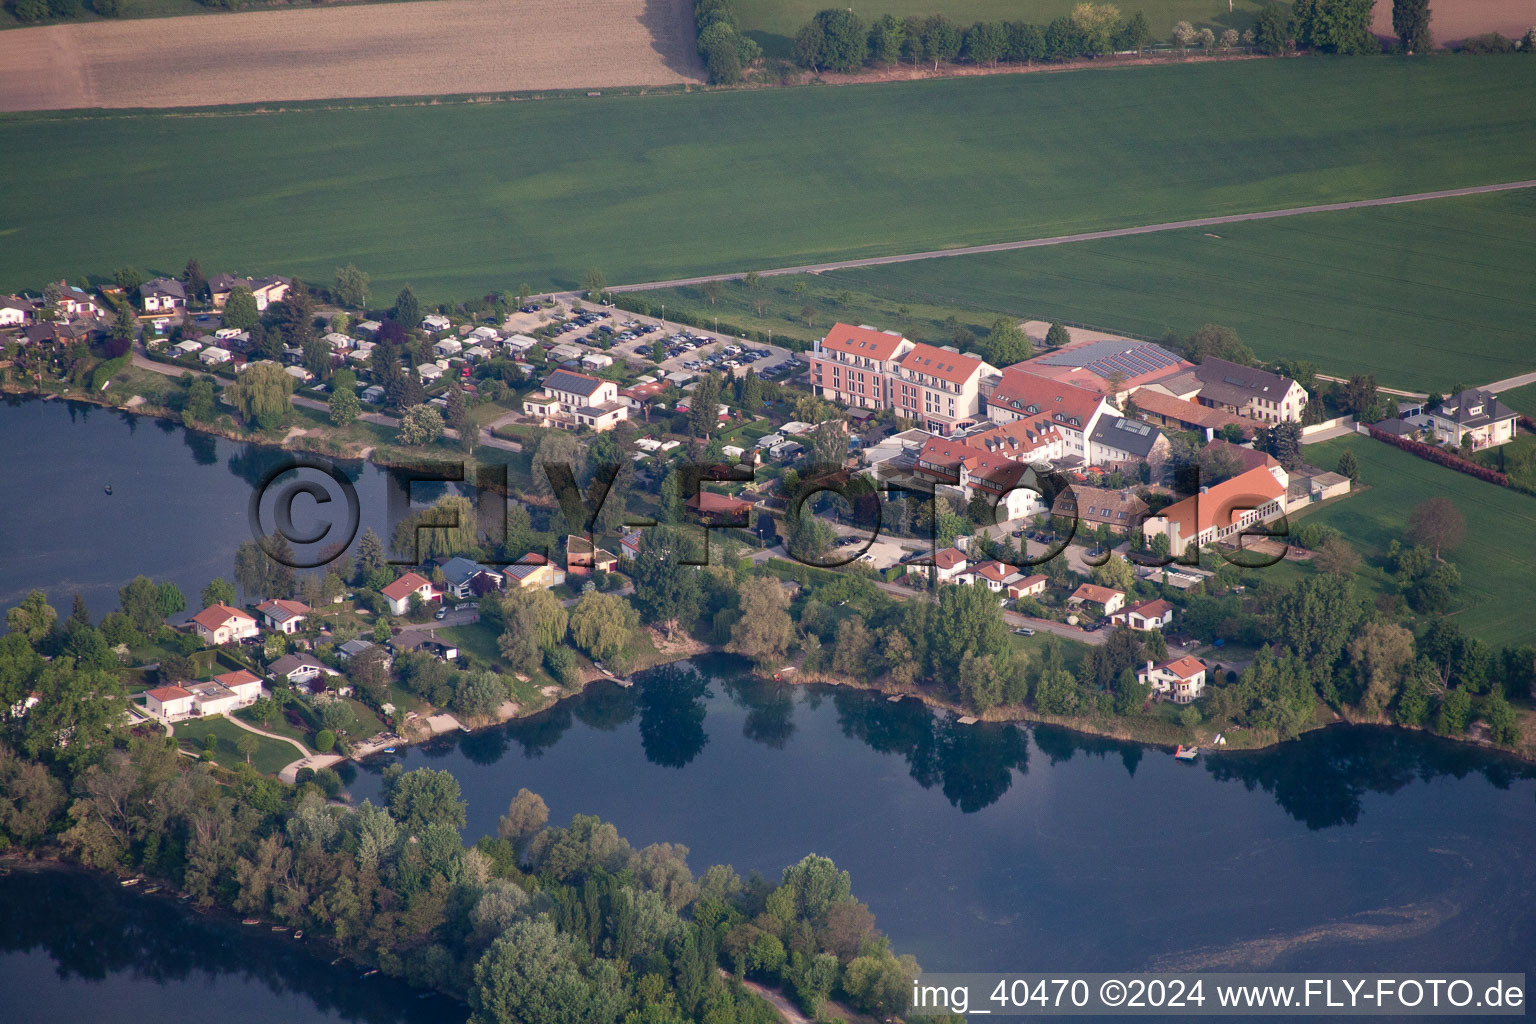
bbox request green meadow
[831,188,1536,391]
[1294,436,1536,648]
[2,58,1534,307]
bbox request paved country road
[607,178,1536,293]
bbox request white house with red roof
[1110,598,1175,631]
[256,598,309,634]
[190,604,259,646]
[904,546,969,584]
[1006,573,1048,600]
[1141,465,1288,557]
[955,559,1027,597]
[1138,656,1207,703]
[144,685,195,720]
[985,370,1116,462]
[381,572,439,615]
[1068,583,1125,617]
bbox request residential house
[687,490,753,523]
[1151,358,1307,424]
[905,547,968,583]
[956,560,1025,596]
[523,369,627,432]
[190,604,259,646]
[337,638,382,663]
[581,352,614,370]
[144,685,195,720]
[566,536,618,576]
[1068,583,1125,617]
[381,572,438,615]
[208,274,290,311]
[256,598,309,634]
[1088,417,1169,469]
[1125,388,1260,440]
[1006,573,1048,600]
[268,653,341,693]
[1050,486,1149,537]
[0,296,37,326]
[50,283,104,318]
[1138,656,1207,703]
[421,314,452,333]
[1110,598,1175,631]
[1426,389,1517,450]
[1141,465,1288,557]
[139,278,186,312]
[439,556,504,600]
[984,370,1115,462]
[504,554,566,591]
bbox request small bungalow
[256,598,310,634]
[439,556,504,600]
[381,572,439,615]
[504,553,565,591]
[1068,583,1125,617]
[565,536,618,576]
[1110,598,1174,631]
[267,653,342,693]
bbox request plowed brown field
[0,0,702,112]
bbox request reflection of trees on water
[1205,725,1534,831]
[0,871,440,1024]
[638,664,711,768]
[832,690,1031,813]
[429,655,1533,827]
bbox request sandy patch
[0,0,702,112]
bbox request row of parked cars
[682,342,776,373]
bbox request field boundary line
[607,178,1536,293]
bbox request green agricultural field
[2,58,1534,305]
[735,0,1274,58]
[1294,435,1536,648]
[831,188,1536,391]
[1495,383,1536,418]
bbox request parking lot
[505,298,800,382]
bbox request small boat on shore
[294,930,304,940]
[1174,745,1199,761]
[271,925,289,933]
[956,715,978,725]
[360,968,380,978]
[242,918,261,926]
[142,885,161,894]
[119,877,139,887]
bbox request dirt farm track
[0,0,703,112]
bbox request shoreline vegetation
[0,750,926,1024]
[4,385,1532,766]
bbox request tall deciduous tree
[1407,497,1464,560]
[333,264,370,309]
[222,286,259,331]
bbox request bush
[314,729,336,753]
[544,646,583,689]
[1461,32,1516,53]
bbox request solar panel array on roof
[1037,340,1181,381]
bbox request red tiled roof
[932,547,967,570]
[965,418,1063,458]
[1157,655,1206,680]
[1129,390,1260,435]
[191,603,254,631]
[146,685,192,701]
[1121,598,1173,619]
[256,598,309,618]
[214,669,262,688]
[898,342,986,385]
[988,370,1106,430]
[970,561,1015,584]
[1010,573,1048,590]
[1151,466,1286,541]
[1071,583,1123,606]
[820,322,908,360]
[382,572,432,602]
[688,491,753,515]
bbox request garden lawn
[832,188,1536,392]
[3,59,1534,304]
[175,716,297,775]
[1294,435,1536,648]
[439,622,503,667]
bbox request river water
[1,397,1533,1017]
